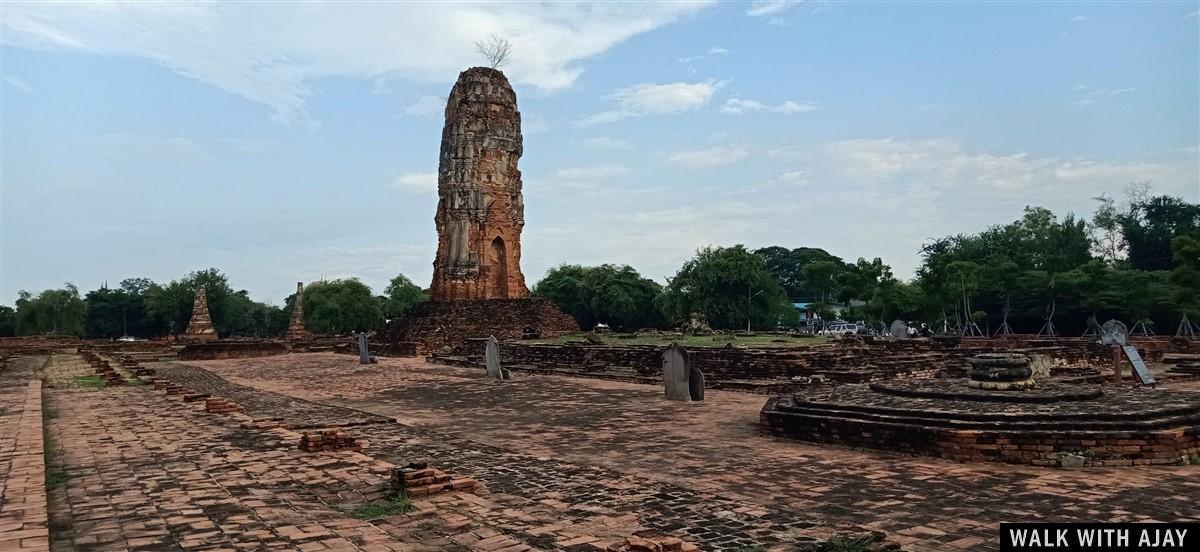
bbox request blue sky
[2,1,1198,305]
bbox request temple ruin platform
[761,380,1200,466]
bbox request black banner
[1000,523,1198,551]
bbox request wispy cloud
[555,165,629,181]
[580,137,632,151]
[221,138,282,154]
[720,97,820,114]
[1069,15,1090,22]
[746,0,803,17]
[0,2,713,125]
[768,170,806,186]
[666,144,751,169]
[87,133,210,163]
[402,95,444,117]
[2,74,33,94]
[392,172,437,193]
[678,46,729,64]
[1074,86,1135,107]
[576,79,726,126]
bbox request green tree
[14,284,87,336]
[1118,195,1200,271]
[303,278,383,334]
[0,306,16,337]
[1169,233,1200,331]
[800,260,839,305]
[533,264,664,330]
[381,274,428,321]
[754,246,848,300]
[657,245,791,330]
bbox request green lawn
[527,333,831,348]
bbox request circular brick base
[761,381,1200,466]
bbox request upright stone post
[1100,319,1129,384]
[358,333,371,365]
[662,343,692,401]
[485,336,509,380]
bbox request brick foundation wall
[438,338,1110,387]
[178,341,289,361]
[382,298,578,354]
[760,398,1200,467]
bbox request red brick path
[0,358,50,552]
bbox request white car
[823,323,859,335]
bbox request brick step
[390,462,478,497]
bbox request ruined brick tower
[184,287,218,341]
[286,281,311,339]
[430,67,529,301]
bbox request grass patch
[340,496,413,520]
[529,333,831,348]
[823,535,877,552]
[42,401,68,491]
[71,375,107,390]
[125,377,145,386]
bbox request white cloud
[1,2,713,125]
[1069,15,1090,22]
[581,137,632,151]
[746,1,803,17]
[87,133,210,163]
[678,46,728,64]
[576,79,725,126]
[555,165,629,180]
[221,137,282,154]
[770,137,1184,197]
[768,170,807,186]
[403,95,445,117]
[666,144,750,169]
[1074,87,1135,107]
[720,97,820,114]
[523,113,551,135]
[2,74,33,94]
[393,172,437,193]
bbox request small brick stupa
[183,287,218,342]
[384,67,577,353]
[286,281,311,339]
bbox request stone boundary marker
[0,380,50,552]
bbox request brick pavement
[184,353,1200,551]
[153,358,876,550]
[0,355,51,552]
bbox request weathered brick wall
[383,298,578,354]
[760,397,1200,467]
[178,341,289,361]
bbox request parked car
[822,323,860,335]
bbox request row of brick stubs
[79,350,128,386]
[389,462,479,497]
[204,397,245,414]
[298,429,362,452]
[609,536,698,552]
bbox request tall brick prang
[183,287,218,342]
[286,281,311,339]
[430,67,529,301]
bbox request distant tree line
[4,190,1195,338]
[533,190,1199,334]
[2,269,428,339]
